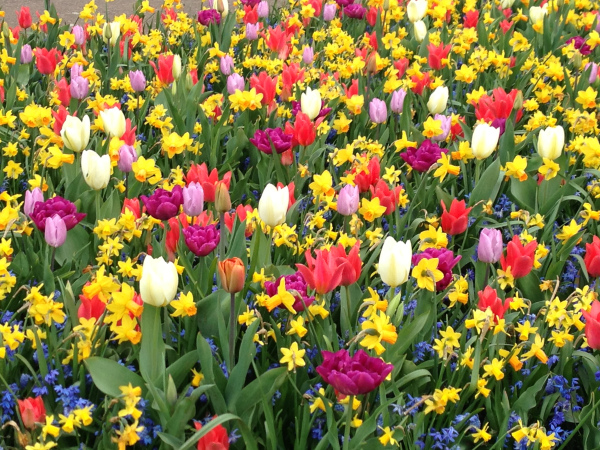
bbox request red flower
[250,71,278,106]
[330,243,362,286]
[263,25,291,59]
[224,204,254,236]
[500,19,513,33]
[410,72,431,95]
[370,180,402,215]
[150,54,175,85]
[16,7,32,29]
[56,78,71,106]
[582,300,600,349]
[165,213,189,261]
[394,58,409,78]
[352,157,380,193]
[366,7,378,26]
[122,198,142,219]
[500,235,537,279]
[308,0,323,17]
[52,106,69,136]
[285,112,316,147]
[243,5,258,24]
[584,236,600,278]
[281,63,305,99]
[440,199,472,235]
[475,87,523,123]
[477,286,510,322]
[34,48,62,75]
[185,163,232,203]
[427,42,451,70]
[121,119,137,146]
[194,420,230,450]
[463,10,479,28]
[296,248,343,294]
[78,287,107,320]
[18,397,46,429]
[342,79,359,98]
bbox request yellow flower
[378,426,399,446]
[555,219,581,242]
[333,112,352,133]
[503,155,528,181]
[394,131,417,152]
[346,95,364,114]
[576,86,597,109]
[358,197,387,222]
[161,132,193,158]
[360,311,397,355]
[412,258,444,292]
[422,116,443,138]
[229,89,264,112]
[309,170,335,197]
[471,423,492,443]
[538,158,559,181]
[483,358,505,380]
[279,341,306,371]
[434,153,460,182]
[418,226,448,250]
[3,160,23,179]
[170,292,197,317]
[132,156,162,184]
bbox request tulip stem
[343,395,354,450]
[229,291,236,370]
[50,247,56,272]
[95,190,101,224]
[219,212,226,260]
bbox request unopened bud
[383,0,390,11]
[365,52,378,75]
[215,181,231,213]
[513,91,523,111]
[572,52,582,69]
[2,23,11,41]
[185,72,193,91]
[217,0,225,14]
[166,375,177,406]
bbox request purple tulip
[566,36,591,56]
[323,3,337,20]
[20,44,32,64]
[316,349,393,396]
[241,0,260,6]
[198,9,221,25]
[227,73,245,94]
[586,62,599,84]
[302,46,314,65]
[369,98,387,124]
[24,188,44,217]
[129,70,147,92]
[400,140,446,172]
[183,182,204,216]
[30,196,86,232]
[257,0,269,17]
[491,118,506,136]
[335,0,355,6]
[412,248,461,292]
[337,185,359,216]
[431,114,452,142]
[70,76,89,99]
[117,145,138,173]
[246,23,259,40]
[265,272,315,311]
[44,215,67,248]
[250,128,293,154]
[183,224,220,256]
[344,4,366,18]
[391,88,407,113]
[141,186,183,221]
[72,25,85,45]
[220,55,234,76]
[478,228,503,264]
[71,64,83,79]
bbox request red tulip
[427,42,452,70]
[463,10,479,28]
[296,247,344,294]
[51,106,69,136]
[477,286,510,322]
[78,288,106,320]
[330,243,362,286]
[582,300,600,349]
[150,54,175,85]
[56,78,71,106]
[250,71,278,106]
[16,7,32,29]
[370,180,402,215]
[285,112,316,147]
[224,204,254,236]
[584,236,600,277]
[243,5,258,24]
[500,235,537,279]
[475,87,523,123]
[352,157,380,193]
[263,25,291,59]
[410,71,432,95]
[18,397,45,429]
[122,198,142,219]
[277,181,295,210]
[366,7,378,26]
[33,48,62,75]
[165,214,188,261]
[440,199,472,235]
[185,163,232,203]
[394,58,409,77]
[195,419,229,450]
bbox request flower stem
[219,212,226,261]
[50,246,56,272]
[229,291,236,370]
[343,395,354,450]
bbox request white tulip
[537,126,564,160]
[427,86,448,114]
[140,255,179,307]
[102,22,121,46]
[213,0,229,16]
[301,87,321,121]
[500,0,516,7]
[258,183,289,227]
[414,20,427,42]
[407,0,427,22]
[471,123,501,160]
[99,107,126,138]
[60,115,90,153]
[172,55,182,80]
[81,150,111,190]
[529,5,548,24]
[378,237,412,288]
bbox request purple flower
[400,140,446,172]
[246,23,259,40]
[316,349,393,396]
[44,215,67,248]
[337,185,359,216]
[391,88,407,113]
[20,44,32,64]
[70,76,89,99]
[344,4,366,18]
[227,73,245,94]
[491,118,506,136]
[250,128,293,154]
[431,114,451,141]
[183,182,204,216]
[323,3,337,20]
[412,248,461,292]
[70,64,83,79]
[241,0,260,6]
[24,188,44,217]
[335,0,354,7]
[478,228,503,263]
[265,272,315,311]
[129,70,146,92]
[302,46,314,65]
[257,0,269,17]
[31,196,86,232]
[183,224,220,256]
[586,62,598,84]
[72,25,85,46]
[118,145,138,173]
[220,55,234,76]
[198,9,221,25]
[141,186,183,220]
[369,98,387,124]
[566,36,591,55]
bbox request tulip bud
[302,46,314,65]
[102,22,121,46]
[586,62,599,84]
[118,145,138,173]
[378,236,412,287]
[20,44,32,64]
[369,98,388,124]
[129,70,146,92]
[61,115,91,153]
[227,73,245,94]
[246,23,259,40]
[427,86,448,114]
[44,215,67,248]
[407,0,427,22]
[572,52,582,69]
[172,55,182,80]
[220,55,234,75]
[529,5,547,24]
[258,0,269,17]
[323,3,337,20]
[337,185,359,216]
[2,23,10,41]
[217,257,245,293]
[183,182,204,216]
[185,72,194,91]
[471,123,500,160]
[172,82,177,95]
[99,107,126,138]
[413,20,427,43]
[70,76,89,99]
[500,0,516,6]
[365,52,378,75]
[537,126,564,160]
[301,87,322,121]
[82,150,111,190]
[24,188,43,217]
[383,0,390,11]
[72,25,85,45]
[214,0,229,16]
[215,181,231,213]
[139,255,179,307]
[391,88,407,113]
[478,228,503,263]
[166,375,178,407]
[258,183,289,227]
[513,91,523,111]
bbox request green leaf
[235,367,287,417]
[512,374,549,417]
[469,158,503,211]
[85,357,146,398]
[165,351,198,389]
[225,320,260,408]
[55,225,91,267]
[139,305,166,385]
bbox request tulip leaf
[99,189,121,221]
[85,357,146,398]
[139,305,166,385]
[387,311,430,365]
[225,320,259,408]
[509,176,537,212]
[511,373,549,418]
[196,332,228,414]
[235,367,287,418]
[165,350,199,389]
[469,158,503,211]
